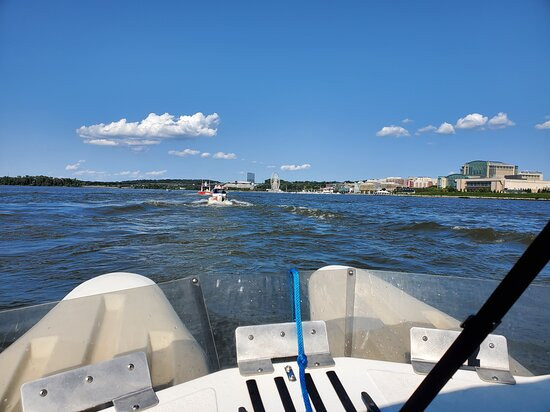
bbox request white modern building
[456,174,550,193]
[224,181,255,190]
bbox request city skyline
[1,0,549,182]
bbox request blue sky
[1,0,549,182]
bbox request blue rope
[289,268,312,412]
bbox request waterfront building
[386,177,407,187]
[460,160,518,178]
[359,181,380,194]
[438,174,469,189]
[456,177,550,193]
[321,185,335,194]
[225,181,255,190]
[412,177,437,188]
[246,172,255,184]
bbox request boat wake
[191,199,253,207]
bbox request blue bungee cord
[289,268,312,412]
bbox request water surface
[0,185,549,309]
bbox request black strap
[245,379,266,412]
[401,221,550,411]
[274,377,296,412]
[305,373,327,412]
[326,371,357,412]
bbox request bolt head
[128,363,135,371]
[489,342,495,349]
[280,331,285,337]
[39,389,48,397]
[85,376,93,383]
[422,336,428,341]
[248,334,254,340]
[191,278,199,284]
[257,368,263,373]
[311,329,316,335]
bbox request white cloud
[74,169,106,176]
[416,125,437,135]
[115,170,140,177]
[402,118,413,124]
[201,152,211,158]
[267,165,276,169]
[436,122,455,134]
[168,149,200,157]
[77,112,220,147]
[65,160,85,170]
[87,139,119,146]
[281,164,311,171]
[455,113,487,129]
[535,120,550,130]
[145,170,167,176]
[487,112,515,129]
[376,125,410,137]
[213,151,237,160]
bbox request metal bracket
[410,327,515,384]
[21,352,159,411]
[236,320,334,376]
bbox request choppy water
[0,185,549,309]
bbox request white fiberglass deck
[102,358,550,411]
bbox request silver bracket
[410,327,516,385]
[236,320,334,376]
[21,352,159,411]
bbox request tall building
[460,160,518,178]
[246,172,255,184]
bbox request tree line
[0,175,83,186]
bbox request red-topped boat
[197,181,212,195]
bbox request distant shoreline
[1,176,549,201]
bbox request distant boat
[375,189,391,195]
[207,185,232,205]
[198,181,212,195]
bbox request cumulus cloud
[416,125,437,135]
[168,149,200,157]
[213,151,237,160]
[145,170,167,176]
[402,118,413,124]
[376,125,410,137]
[535,120,550,130]
[200,152,211,158]
[436,122,455,134]
[455,113,487,129]
[77,112,220,147]
[487,112,515,129]
[281,164,311,171]
[65,160,85,170]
